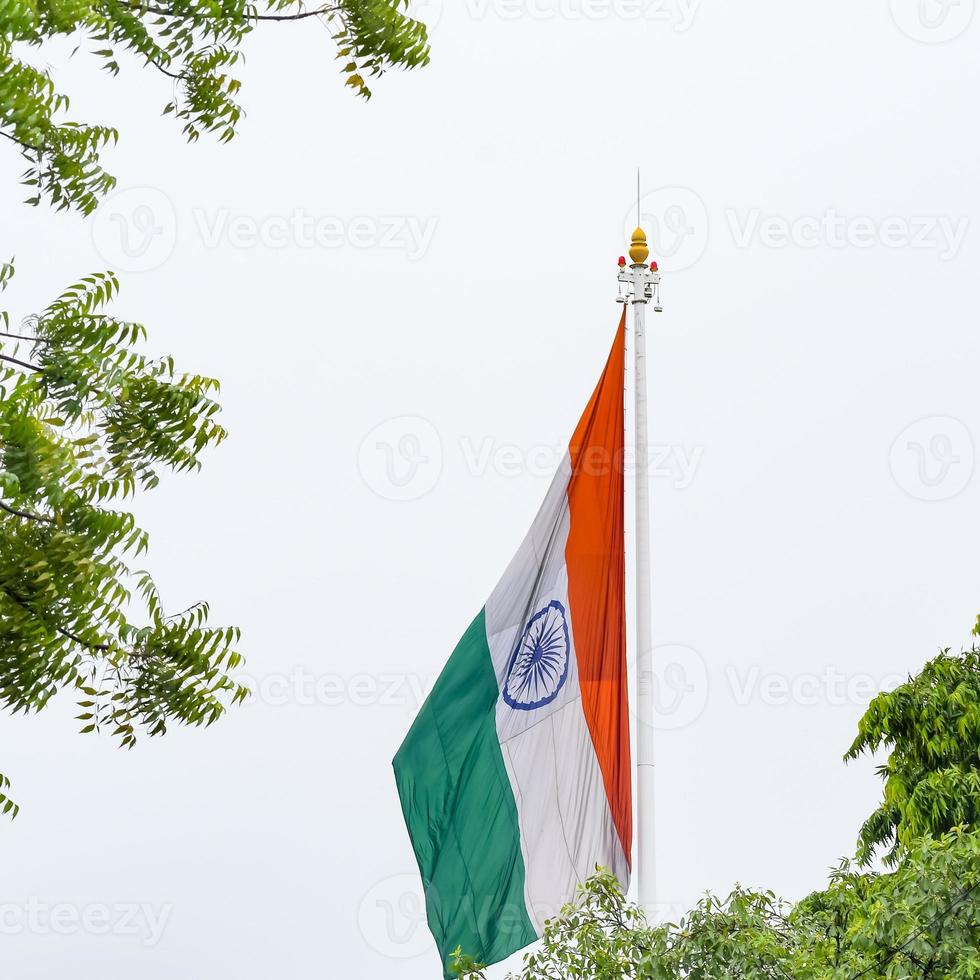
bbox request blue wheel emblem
[502,600,570,711]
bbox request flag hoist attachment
[617,226,662,915]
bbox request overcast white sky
[1,1,979,977]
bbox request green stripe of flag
[393,608,537,976]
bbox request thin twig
[126,0,338,20]
[1,586,110,652]
[0,130,41,153]
[148,57,182,80]
[250,5,338,20]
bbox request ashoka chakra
[502,600,570,711]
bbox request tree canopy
[846,635,980,867]
[0,0,430,214]
[0,0,428,815]
[0,261,247,817]
[452,622,980,979]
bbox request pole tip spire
[629,226,649,265]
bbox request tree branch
[0,352,43,373]
[126,0,341,21]
[147,57,182,80]
[250,5,339,20]
[0,130,41,154]
[126,0,340,20]
[0,501,56,525]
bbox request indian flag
[393,312,631,975]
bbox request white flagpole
[620,224,661,915]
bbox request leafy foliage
[0,0,430,213]
[0,261,246,813]
[845,632,980,866]
[797,833,980,977]
[452,620,980,979]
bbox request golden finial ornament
[628,226,650,265]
